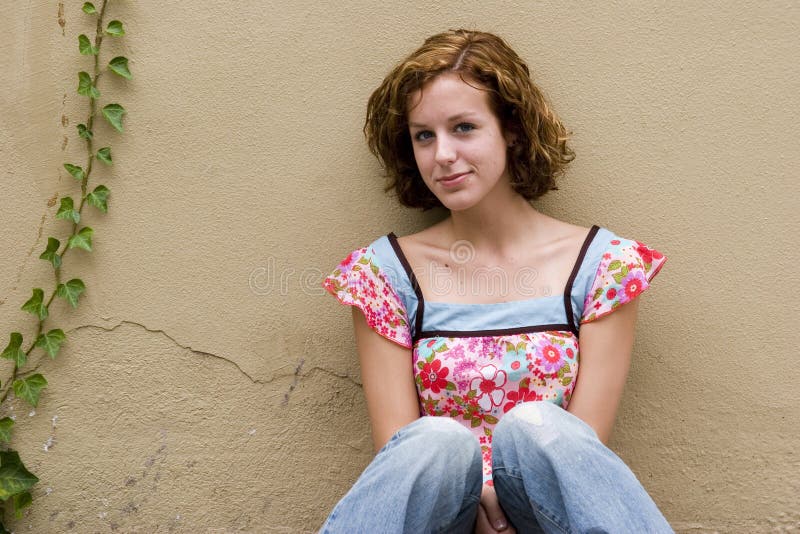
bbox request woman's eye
[414,130,433,142]
[455,123,475,133]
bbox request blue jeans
[320,402,674,533]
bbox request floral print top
[323,226,666,484]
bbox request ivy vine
[0,2,130,529]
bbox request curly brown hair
[364,29,575,211]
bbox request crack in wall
[304,365,362,388]
[0,209,49,306]
[12,320,362,393]
[57,2,65,36]
[281,358,305,405]
[68,320,268,384]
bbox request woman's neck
[445,193,545,261]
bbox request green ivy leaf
[56,279,86,308]
[35,330,66,359]
[108,56,132,79]
[608,260,622,272]
[20,289,48,321]
[63,163,85,181]
[106,20,125,37]
[56,197,80,224]
[39,237,61,269]
[1,333,26,369]
[102,103,126,132]
[77,71,100,99]
[0,418,14,444]
[77,124,93,140]
[0,450,39,500]
[13,375,48,408]
[96,147,112,165]
[86,185,110,213]
[67,227,93,251]
[78,34,98,55]
[82,2,97,14]
[13,490,32,519]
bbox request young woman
[320,29,672,534]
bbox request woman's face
[407,72,514,212]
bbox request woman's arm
[567,298,640,444]
[352,306,421,452]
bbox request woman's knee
[406,416,481,472]
[412,416,480,449]
[494,401,596,452]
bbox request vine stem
[0,0,109,406]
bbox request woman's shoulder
[533,213,591,237]
[392,221,454,269]
[322,236,415,348]
[394,220,449,248]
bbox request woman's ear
[503,127,518,147]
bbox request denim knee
[407,416,482,475]
[491,403,673,534]
[494,401,597,460]
[321,417,484,534]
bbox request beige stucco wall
[1,1,797,531]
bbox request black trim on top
[414,323,573,342]
[563,225,600,337]
[387,232,425,338]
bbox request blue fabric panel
[423,296,567,332]
[568,227,614,327]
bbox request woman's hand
[474,483,515,534]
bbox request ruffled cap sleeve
[580,237,667,324]
[323,246,413,348]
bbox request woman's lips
[438,172,470,186]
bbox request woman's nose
[434,136,457,165]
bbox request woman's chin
[438,197,480,212]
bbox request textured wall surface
[1,1,798,532]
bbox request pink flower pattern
[470,364,508,411]
[581,239,666,324]
[411,333,580,483]
[323,246,412,348]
